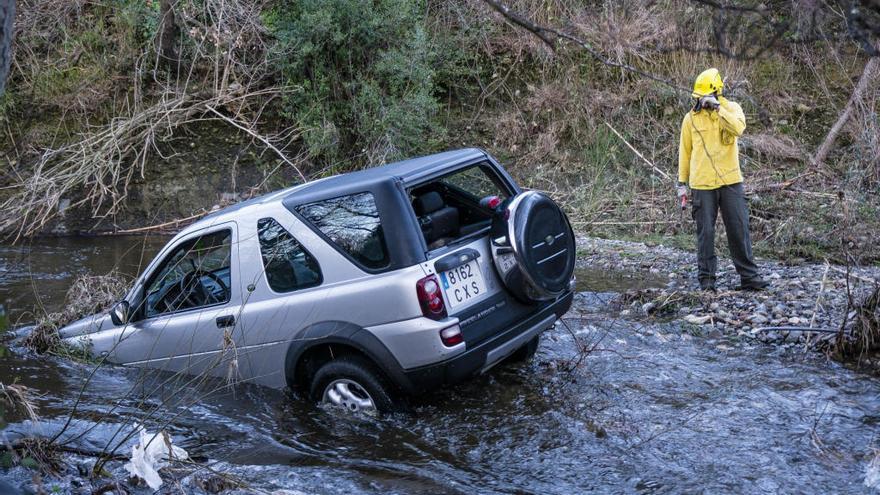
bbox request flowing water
[1,237,879,494]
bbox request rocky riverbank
[577,236,880,364]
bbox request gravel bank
[577,236,880,357]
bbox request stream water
[1,237,879,494]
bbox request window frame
[294,190,392,274]
[136,227,235,321]
[406,161,515,252]
[257,217,324,294]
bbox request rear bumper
[397,290,573,395]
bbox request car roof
[293,147,486,197]
[187,147,487,230]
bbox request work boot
[699,278,717,292]
[737,277,769,291]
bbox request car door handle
[216,315,235,328]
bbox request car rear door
[410,163,533,345]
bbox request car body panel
[58,148,573,395]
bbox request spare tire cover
[490,191,576,303]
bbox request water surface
[1,237,878,494]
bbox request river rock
[684,314,712,325]
[750,314,768,324]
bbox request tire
[504,335,540,364]
[309,355,403,415]
[0,0,15,96]
[490,191,576,303]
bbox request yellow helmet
[692,68,723,98]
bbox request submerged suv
[58,148,576,413]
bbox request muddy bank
[1,236,880,493]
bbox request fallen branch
[575,220,679,226]
[828,265,880,285]
[812,43,880,167]
[747,170,817,193]
[603,121,672,182]
[206,106,307,182]
[110,210,214,235]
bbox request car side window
[257,218,322,292]
[144,229,232,318]
[296,192,389,270]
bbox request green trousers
[691,182,760,284]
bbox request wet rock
[195,475,238,493]
[684,314,712,325]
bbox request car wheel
[309,355,401,415]
[505,335,540,363]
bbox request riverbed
[1,236,879,494]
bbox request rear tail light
[416,274,447,320]
[440,326,463,347]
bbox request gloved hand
[676,183,688,208]
[699,94,720,110]
[675,182,687,199]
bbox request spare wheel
[490,191,576,303]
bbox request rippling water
[1,237,878,494]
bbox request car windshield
[144,230,232,317]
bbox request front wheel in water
[309,355,402,415]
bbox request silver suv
[58,148,576,413]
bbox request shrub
[267,0,443,164]
[23,272,128,355]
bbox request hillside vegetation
[1,0,878,263]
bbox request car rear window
[296,192,390,270]
[409,163,511,250]
[257,218,322,292]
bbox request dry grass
[1,0,303,239]
[832,285,880,362]
[23,272,128,354]
[0,382,40,423]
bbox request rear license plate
[439,260,487,310]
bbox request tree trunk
[812,44,879,167]
[157,0,178,70]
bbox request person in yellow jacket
[677,68,768,292]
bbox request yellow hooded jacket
[678,96,746,190]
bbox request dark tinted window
[258,218,322,292]
[296,192,389,270]
[145,229,232,317]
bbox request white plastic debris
[867,450,880,490]
[124,427,189,490]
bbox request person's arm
[678,114,692,184]
[718,100,746,137]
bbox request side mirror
[110,300,130,326]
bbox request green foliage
[267,0,444,163]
